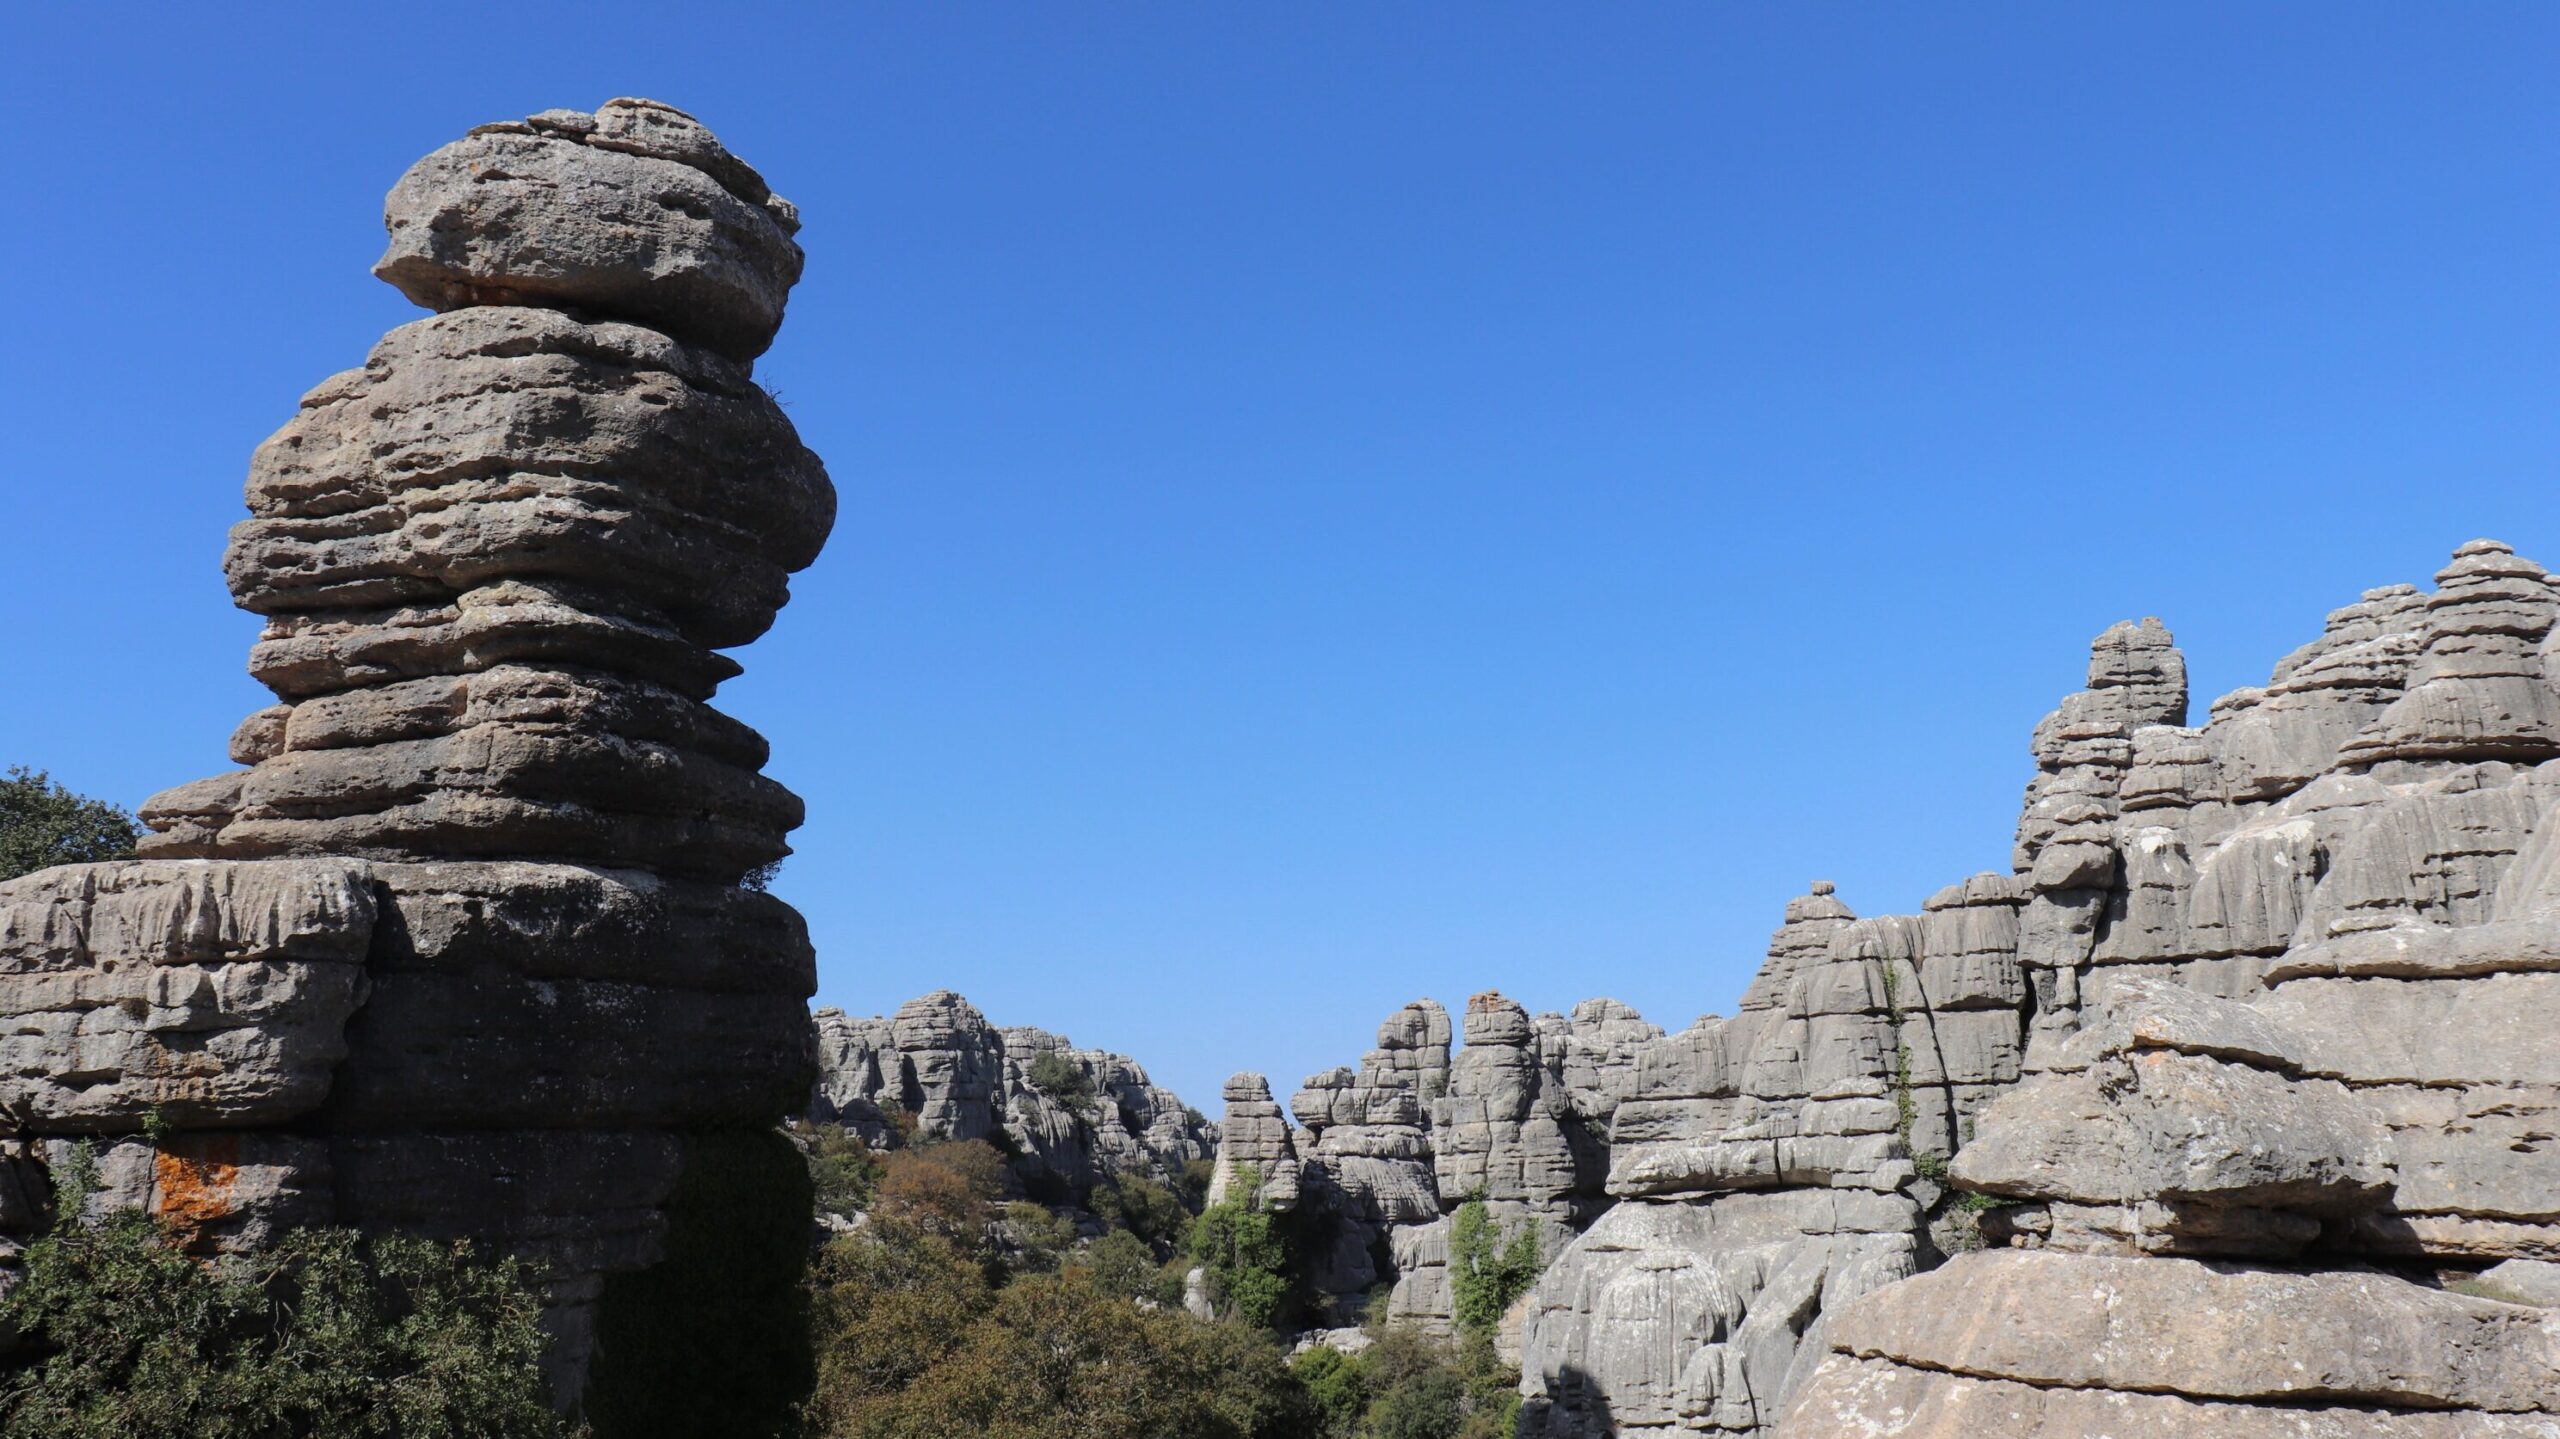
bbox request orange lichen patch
[153,1134,242,1249]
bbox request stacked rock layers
[0,98,831,1403]
[1208,541,2560,1435]
[809,990,1217,1197]
[1205,991,1667,1333]
[1534,539,2559,1438]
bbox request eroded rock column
[0,98,832,1417]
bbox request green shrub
[806,1221,1312,1438]
[1290,1344,1368,1439]
[799,1122,885,1220]
[1366,1365,1465,1439]
[998,1201,1079,1273]
[1185,1177,1291,1329]
[0,768,138,883]
[1090,1174,1194,1253]
[1448,1199,1543,1338]
[1317,1324,1523,1439]
[0,1148,563,1439]
[1067,1230,1159,1302]
[1024,1052,1098,1113]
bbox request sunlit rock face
[0,97,832,1409]
[1498,542,2560,1436]
[807,990,1217,1198]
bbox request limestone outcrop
[1208,1073,1305,1212]
[807,990,1214,1198]
[0,98,830,1409]
[1751,540,2560,1437]
[1228,540,2559,1436]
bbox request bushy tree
[798,1122,886,1221]
[805,1210,1312,1439]
[1448,1198,1543,1338]
[872,1141,1007,1250]
[807,1224,994,1420]
[1291,1344,1369,1439]
[1292,1324,1523,1439]
[1184,1175,1291,1329]
[1063,1229,1161,1303]
[997,1200,1079,1273]
[1088,1173,1192,1254]
[0,1148,563,1439]
[0,768,138,883]
[1024,1052,1097,1113]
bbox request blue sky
[4,5,2555,1111]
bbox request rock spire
[0,97,831,1413]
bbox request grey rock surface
[1807,1249,2560,1415]
[804,990,1214,1197]
[1208,1072,1303,1211]
[0,98,830,1407]
[1494,541,2560,1435]
[1783,1355,2560,1439]
[376,99,804,362]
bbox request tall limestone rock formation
[1773,540,2560,1437]
[1502,539,2560,1437]
[0,98,831,1414]
[1230,541,2558,1434]
[808,990,1216,1199]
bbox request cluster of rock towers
[810,990,1217,1198]
[1205,540,2560,1436]
[0,98,829,1403]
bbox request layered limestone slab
[376,99,804,363]
[230,307,830,646]
[1521,1189,1919,1435]
[1778,1356,2560,1439]
[1826,1250,2560,1413]
[0,860,374,1128]
[1527,542,2560,1436]
[1950,1050,2392,1213]
[2259,972,2560,1087]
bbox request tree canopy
[0,768,139,882]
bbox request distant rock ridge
[1199,539,2560,1437]
[808,990,1215,1198]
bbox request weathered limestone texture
[0,98,831,1410]
[1754,541,2560,1438]
[1386,539,2560,1436]
[807,990,1215,1197]
[1208,1072,1305,1211]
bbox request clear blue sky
[5,5,2555,1112]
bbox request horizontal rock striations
[1744,540,2560,1437]
[1229,541,2560,1436]
[0,98,831,1413]
[808,990,1215,1198]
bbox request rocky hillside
[807,991,1216,1200]
[1194,539,2560,1436]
